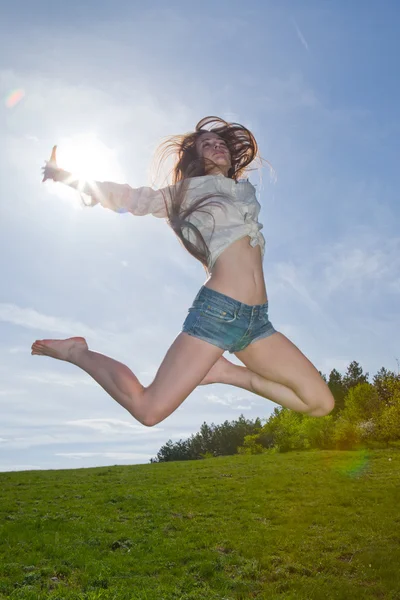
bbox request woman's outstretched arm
[42,145,169,217]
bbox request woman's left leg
[200,332,335,417]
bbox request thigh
[143,332,224,426]
[234,331,330,403]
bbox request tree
[328,369,346,414]
[373,367,400,408]
[342,361,369,393]
[150,415,263,462]
[374,379,400,444]
[374,404,400,444]
[342,382,381,424]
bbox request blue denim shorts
[181,285,278,353]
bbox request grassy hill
[1,449,399,599]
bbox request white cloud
[0,389,28,397]
[66,418,146,434]
[1,428,156,450]
[23,371,96,388]
[0,465,43,472]
[0,303,99,338]
[320,237,400,296]
[169,431,195,440]
[8,346,27,354]
[55,452,153,460]
[204,393,231,406]
[292,18,309,51]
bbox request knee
[138,405,162,427]
[138,411,159,427]
[308,393,335,417]
[131,388,160,427]
[141,416,158,427]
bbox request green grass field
[1,449,399,600]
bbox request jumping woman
[32,116,335,426]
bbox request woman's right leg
[31,333,225,427]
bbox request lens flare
[5,89,25,108]
[323,449,370,478]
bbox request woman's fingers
[42,145,58,182]
[42,162,53,182]
[49,145,57,165]
[42,163,59,182]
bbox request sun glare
[55,134,122,182]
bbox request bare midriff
[204,236,268,306]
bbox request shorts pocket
[182,308,201,333]
[201,302,238,323]
[258,305,270,320]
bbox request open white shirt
[82,173,265,273]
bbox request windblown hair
[152,116,262,272]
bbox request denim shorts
[181,285,278,353]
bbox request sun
[55,133,122,182]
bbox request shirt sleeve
[88,181,170,218]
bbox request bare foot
[31,336,88,363]
[199,355,234,386]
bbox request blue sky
[1,0,399,472]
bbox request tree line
[150,360,400,462]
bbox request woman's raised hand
[42,145,60,182]
[40,145,99,207]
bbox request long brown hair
[152,116,262,272]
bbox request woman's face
[195,132,231,176]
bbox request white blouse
[76,173,265,273]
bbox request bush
[237,434,266,455]
[374,402,400,443]
[299,415,335,449]
[332,417,361,450]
